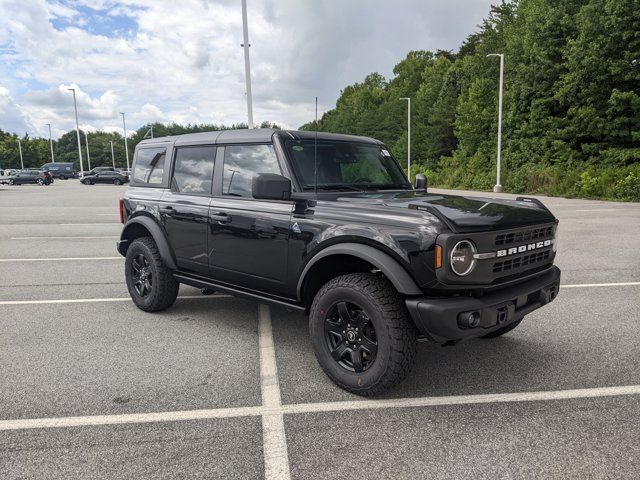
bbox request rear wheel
[36,178,44,185]
[59,175,66,180]
[481,318,523,338]
[309,273,417,396]
[113,178,122,185]
[125,237,179,312]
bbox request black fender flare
[296,243,422,300]
[118,216,177,270]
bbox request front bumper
[406,266,561,344]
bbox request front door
[160,145,216,276]
[208,144,292,296]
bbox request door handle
[210,212,231,224]
[159,206,174,215]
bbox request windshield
[284,139,409,191]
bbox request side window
[133,147,166,185]
[222,145,280,197]
[171,146,216,195]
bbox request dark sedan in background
[7,170,53,185]
[81,170,129,185]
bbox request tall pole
[17,139,24,169]
[120,112,130,170]
[487,53,504,193]
[46,123,55,163]
[241,0,254,129]
[400,97,411,179]
[110,141,115,169]
[68,88,84,177]
[150,125,153,139]
[84,131,92,171]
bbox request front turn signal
[435,245,443,269]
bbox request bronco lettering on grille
[496,239,552,258]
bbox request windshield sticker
[381,149,391,156]
[292,145,304,151]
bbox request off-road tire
[481,318,523,338]
[309,273,417,396]
[125,236,179,312]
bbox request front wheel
[125,237,179,312]
[309,273,417,396]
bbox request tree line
[0,121,278,171]
[300,0,640,201]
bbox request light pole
[84,131,92,171]
[68,88,84,177]
[241,0,254,128]
[400,97,411,180]
[487,53,504,193]
[17,139,24,169]
[120,112,130,170]
[110,140,115,169]
[46,123,55,163]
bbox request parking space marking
[563,282,640,288]
[258,304,292,480]
[10,236,119,240]
[0,256,122,262]
[58,223,120,226]
[1,385,637,432]
[0,295,233,306]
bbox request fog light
[457,311,481,328]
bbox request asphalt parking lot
[1,180,639,479]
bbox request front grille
[492,249,552,273]
[495,226,554,246]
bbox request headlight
[450,240,477,276]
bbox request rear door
[208,144,292,296]
[160,145,216,276]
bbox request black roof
[137,129,383,147]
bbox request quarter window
[171,146,216,195]
[133,147,166,184]
[222,145,280,197]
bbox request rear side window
[222,145,280,197]
[133,147,166,185]
[171,146,216,195]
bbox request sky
[0,0,493,139]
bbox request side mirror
[414,173,427,192]
[252,173,292,200]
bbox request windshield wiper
[303,185,364,192]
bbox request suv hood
[336,192,556,232]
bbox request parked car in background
[8,170,52,185]
[86,166,116,176]
[41,162,78,179]
[81,170,129,185]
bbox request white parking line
[0,257,122,262]
[59,223,119,226]
[10,236,119,240]
[0,295,230,306]
[258,304,292,480]
[1,384,637,432]
[563,282,640,288]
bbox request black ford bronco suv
[117,129,560,396]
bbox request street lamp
[84,131,92,171]
[17,139,24,169]
[487,53,504,193]
[400,97,411,180]
[67,88,84,177]
[46,123,55,163]
[241,0,254,128]
[110,140,115,169]
[120,112,130,170]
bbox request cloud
[0,0,493,137]
[0,86,31,134]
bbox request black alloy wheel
[324,300,377,372]
[131,253,153,297]
[36,178,44,185]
